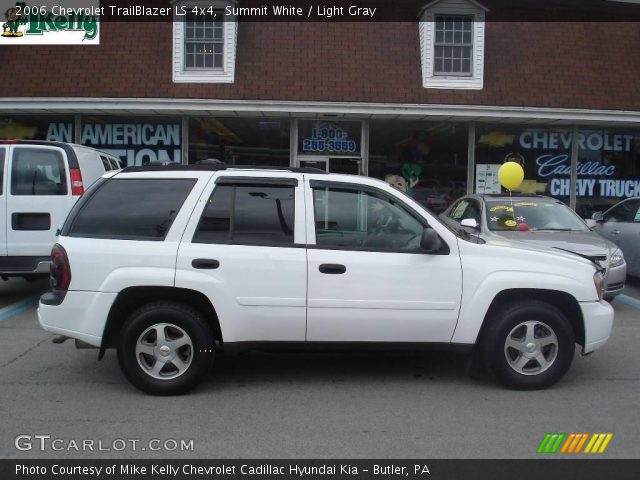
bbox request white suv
[38,165,614,395]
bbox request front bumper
[603,261,627,297]
[38,290,117,347]
[580,300,614,354]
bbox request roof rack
[121,164,329,174]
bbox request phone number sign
[301,122,359,154]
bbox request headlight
[610,248,625,268]
[593,271,604,300]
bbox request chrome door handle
[611,230,620,235]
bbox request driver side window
[312,185,425,251]
[606,201,636,223]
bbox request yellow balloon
[498,161,525,191]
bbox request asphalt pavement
[0,277,638,459]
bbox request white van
[0,140,122,279]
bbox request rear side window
[193,183,295,246]
[11,148,67,196]
[100,155,112,171]
[109,157,123,170]
[68,178,196,241]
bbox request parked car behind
[0,140,121,279]
[441,194,627,300]
[590,197,640,278]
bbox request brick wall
[4,20,640,110]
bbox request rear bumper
[580,300,614,354]
[37,290,117,347]
[0,256,50,275]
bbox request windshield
[485,200,588,232]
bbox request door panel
[307,249,462,342]
[175,175,308,343]
[7,146,76,256]
[305,180,462,343]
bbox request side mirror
[460,218,479,229]
[420,227,443,253]
[591,211,604,222]
[584,219,597,228]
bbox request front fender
[451,270,591,345]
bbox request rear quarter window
[100,155,112,171]
[11,147,67,196]
[67,178,196,241]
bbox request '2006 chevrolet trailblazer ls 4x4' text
[38,165,614,395]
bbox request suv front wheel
[482,300,575,390]
[117,302,215,395]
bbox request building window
[173,1,237,83]
[418,0,488,90]
[433,15,473,76]
[188,117,291,166]
[368,120,468,214]
[184,12,224,69]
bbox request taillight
[70,168,84,195]
[50,243,71,291]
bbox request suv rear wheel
[117,302,214,395]
[482,300,575,390]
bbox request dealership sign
[519,131,633,152]
[46,121,181,165]
[0,1,99,45]
[516,130,639,198]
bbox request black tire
[117,301,215,395]
[481,300,575,390]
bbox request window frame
[418,0,488,90]
[433,14,474,77]
[183,10,225,71]
[308,180,450,255]
[172,0,238,84]
[192,178,298,247]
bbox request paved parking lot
[0,278,639,459]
